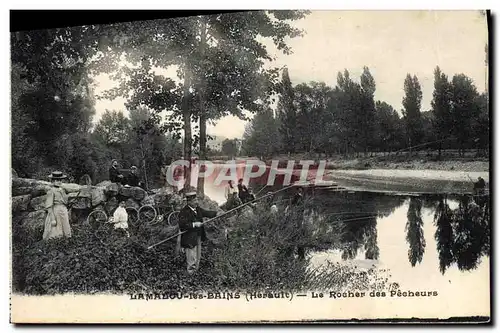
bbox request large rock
[29,195,47,211]
[119,186,147,201]
[12,178,82,194]
[91,187,106,207]
[105,183,120,197]
[12,194,32,213]
[12,186,35,197]
[67,191,92,209]
[96,180,112,188]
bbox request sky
[93,10,488,140]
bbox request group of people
[42,169,133,241]
[109,159,143,188]
[40,163,306,276]
[225,178,256,209]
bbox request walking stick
[146,184,296,250]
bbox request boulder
[119,186,147,201]
[67,192,92,210]
[60,183,83,194]
[12,194,32,213]
[96,180,112,188]
[91,187,106,207]
[105,183,120,197]
[29,195,47,211]
[12,186,34,197]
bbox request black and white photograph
[9,9,491,323]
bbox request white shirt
[113,206,129,229]
[225,185,238,199]
[270,204,278,214]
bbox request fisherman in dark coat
[237,178,251,203]
[109,159,125,184]
[178,192,218,274]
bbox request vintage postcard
[10,10,490,323]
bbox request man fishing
[178,191,218,275]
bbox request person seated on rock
[43,171,72,240]
[112,201,130,237]
[127,166,142,187]
[109,159,126,185]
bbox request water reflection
[406,197,426,266]
[203,176,490,276]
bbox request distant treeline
[241,67,489,159]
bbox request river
[196,163,490,316]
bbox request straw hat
[48,171,67,180]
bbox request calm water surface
[200,164,490,297]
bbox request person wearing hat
[109,159,125,185]
[43,171,72,240]
[178,191,218,274]
[127,166,142,187]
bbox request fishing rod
[147,183,297,250]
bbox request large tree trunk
[182,63,193,191]
[197,17,208,195]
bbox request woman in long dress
[43,171,72,240]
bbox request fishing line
[146,183,297,250]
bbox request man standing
[237,178,251,203]
[178,192,218,274]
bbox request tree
[473,93,489,156]
[450,74,480,156]
[431,66,452,159]
[359,66,377,155]
[241,109,281,159]
[101,11,310,192]
[335,69,365,155]
[93,110,130,147]
[221,139,239,158]
[277,67,297,154]
[402,74,423,155]
[374,101,404,153]
[11,27,100,176]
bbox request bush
[13,202,389,295]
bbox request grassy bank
[250,152,489,172]
[12,203,390,295]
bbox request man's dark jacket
[178,205,217,248]
[128,172,140,187]
[237,183,250,201]
[109,166,123,183]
